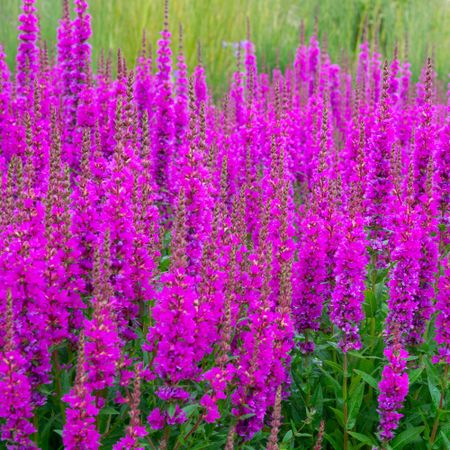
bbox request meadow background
[1,0,449,92]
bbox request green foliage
[1,0,449,93]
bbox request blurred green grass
[1,0,449,92]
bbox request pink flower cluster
[0,0,448,448]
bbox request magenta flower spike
[101,98,140,340]
[408,61,439,345]
[172,26,189,196]
[230,200,278,439]
[16,0,39,101]
[244,36,258,107]
[433,260,450,364]
[369,46,382,105]
[435,82,450,248]
[194,47,208,110]
[144,189,199,384]
[134,32,153,118]
[71,130,98,296]
[364,62,395,264]
[377,338,409,442]
[113,366,147,449]
[62,334,100,450]
[153,0,175,206]
[84,234,121,391]
[413,59,436,201]
[385,164,422,342]
[57,0,75,134]
[0,291,37,449]
[292,206,327,353]
[308,33,320,96]
[0,45,12,145]
[72,0,92,96]
[330,189,368,353]
[4,156,50,400]
[389,48,400,105]
[399,60,411,107]
[182,86,213,271]
[357,41,370,104]
[293,26,308,98]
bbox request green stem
[173,415,203,450]
[95,388,108,431]
[159,427,170,450]
[104,413,112,435]
[370,257,378,339]
[343,352,349,450]
[144,435,157,450]
[101,408,128,439]
[33,413,39,445]
[429,364,449,445]
[52,349,66,422]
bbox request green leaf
[376,268,389,283]
[318,366,342,394]
[409,367,424,385]
[239,413,256,420]
[428,377,441,410]
[324,432,342,450]
[312,384,324,416]
[440,430,450,449]
[348,383,365,429]
[168,403,176,418]
[325,359,343,374]
[348,352,382,360]
[54,429,63,437]
[100,406,120,415]
[281,430,293,443]
[349,350,364,360]
[159,255,170,271]
[330,407,345,427]
[39,413,58,448]
[348,431,377,447]
[425,358,440,384]
[183,404,199,417]
[354,369,378,390]
[391,426,424,449]
[375,281,386,300]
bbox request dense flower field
[0,0,448,449]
